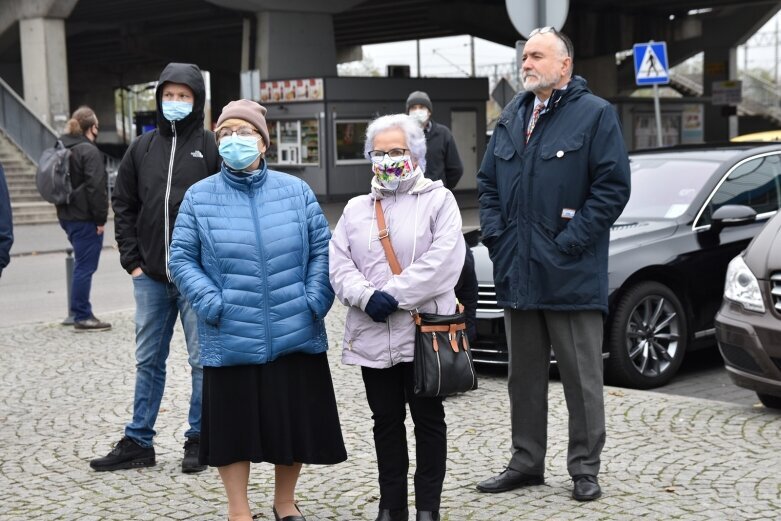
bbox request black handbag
[413,304,478,397]
[374,200,478,397]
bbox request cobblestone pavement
[2,305,780,521]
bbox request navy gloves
[365,291,399,322]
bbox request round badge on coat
[556,150,564,158]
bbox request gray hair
[364,114,427,173]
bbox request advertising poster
[260,78,324,103]
[681,104,704,144]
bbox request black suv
[472,143,781,389]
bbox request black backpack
[36,139,72,205]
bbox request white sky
[360,11,781,78]
[362,36,517,77]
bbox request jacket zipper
[164,121,177,282]
[249,185,271,362]
[523,111,546,305]
[386,317,393,364]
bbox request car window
[696,153,781,227]
[620,158,719,220]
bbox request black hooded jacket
[112,63,220,282]
[55,134,108,225]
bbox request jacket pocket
[529,222,595,305]
[344,307,381,361]
[539,132,586,160]
[493,131,516,161]
[488,225,517,297]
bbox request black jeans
[361,362,446,512]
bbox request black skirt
[199,352,348,467]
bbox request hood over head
[155,62,206,136]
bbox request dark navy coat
[477,76,631,313]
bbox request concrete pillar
[702,45,735,143]
[255,11,337,79]
[19,17,69,132]
[575,55,618,98]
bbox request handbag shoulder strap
[374,199,402,275]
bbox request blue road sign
[633,42,670,86]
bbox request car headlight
[724,255,765,313]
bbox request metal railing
[669,71,703,96]
[668,69,781,125]
[0,75,58,164]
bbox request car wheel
[606,281,688,389]
[756,392,781,410]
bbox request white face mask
[409,109,429,125]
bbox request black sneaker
[90,437,155,471]
[74,316,112,331]
[182,437,207,473]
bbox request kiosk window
[335,120,369,164]
[265,119,319,166]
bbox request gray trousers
[505,308,605,477]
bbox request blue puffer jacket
[169,161,334,367]
[477,76,631,313]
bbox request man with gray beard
[474,27,631,501]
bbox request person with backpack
[55,106,110,331]
[91,63,220,474]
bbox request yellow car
[731,130,781,142]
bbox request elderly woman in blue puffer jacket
[169,99,346,521]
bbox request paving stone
[1,304,781,520]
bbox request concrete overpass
[0,0,779,144]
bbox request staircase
[0,132,58,224]
[669,70,781,126]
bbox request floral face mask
[372,156,414,190]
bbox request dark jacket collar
[220,160,269,192]
[59,133,93,148]
[498,75,591,128]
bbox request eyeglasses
[368,148,408,162]
[528,26,574,58]
[216,126,260,140]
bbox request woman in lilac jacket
[329,114,465,521]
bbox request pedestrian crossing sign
[633,42,670,86]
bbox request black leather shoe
[273,504,306,521]
[416,511,439,521]
[376,508,409,521]
[476,467,544,493]
[572,475,601,501]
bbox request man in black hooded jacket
[91,63,220,474]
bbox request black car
[472,143,781,389]
[716,210,781,409]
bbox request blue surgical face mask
[162,100,193,122]
[219,135,261,171]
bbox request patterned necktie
[525,102,545,143]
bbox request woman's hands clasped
[364,291,399,322]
